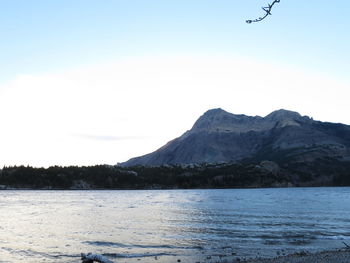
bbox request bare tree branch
[246,0,281,24]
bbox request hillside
[122,108,350,166]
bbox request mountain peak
[192,108,249,132]
[265,109,301,121]
[202,108,228,116]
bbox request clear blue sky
[1,0,350,167]
[1,0,349,84]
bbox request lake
[1,188,350,263]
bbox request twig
[246,0,281,24]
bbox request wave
[102,252,176,258]
[83,241,204,250]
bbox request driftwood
[81,253,114,263]
[343,242,350,249]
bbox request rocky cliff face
[122,108,350,166]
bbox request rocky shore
[79,247,350,263]
[243,248,350,263]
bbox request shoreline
[77,248,350,263]
[242,247,350,263]
[1,186,350,191]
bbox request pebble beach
[243,248,350,263]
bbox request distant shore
[1,163,350,190]
[243,248,350,263]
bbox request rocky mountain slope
[122,109,350,167]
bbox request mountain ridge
[121,109,350,167]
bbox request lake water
[1,188,350,263]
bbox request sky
[0,0,350,167]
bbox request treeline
[0,163,286,190]
[0,158,349,190]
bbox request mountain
[122,108,350,167]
